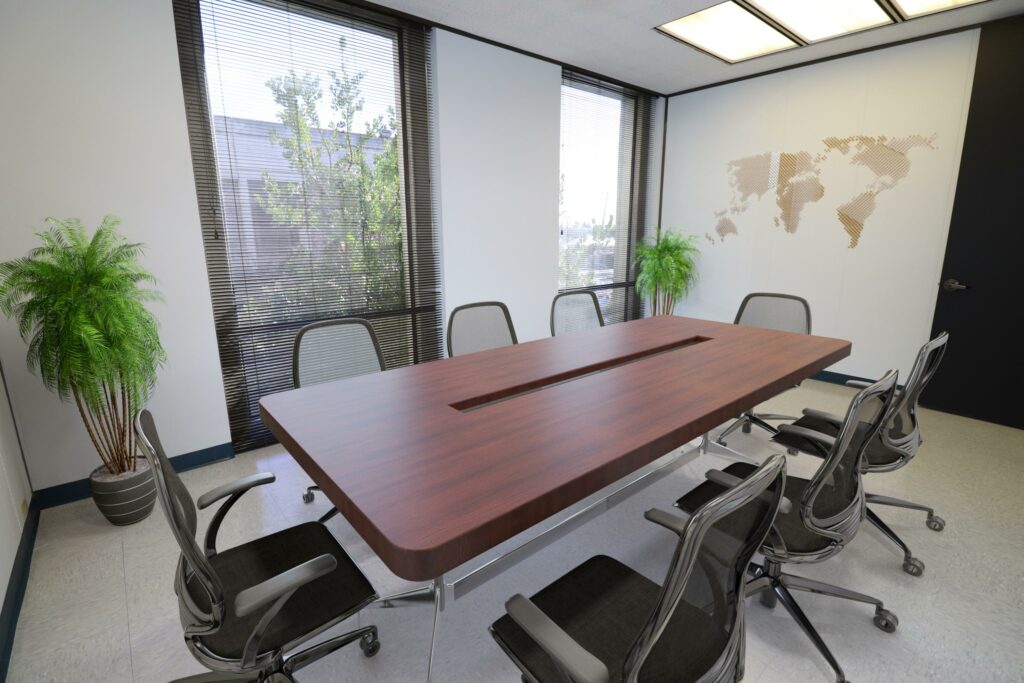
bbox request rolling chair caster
[902,557,925,577]
[926,514,945,531]
[359,632,381,657]
[302,486,318,504]
[873,608,899,633]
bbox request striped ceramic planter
[89,459,157,526]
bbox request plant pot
[89,458,157,526]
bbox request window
[559,74,656,324]
[174,0,441,450]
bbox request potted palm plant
[635,226,700,316]
[0,217,165,525]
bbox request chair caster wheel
[902,557,924,576]
[873,609,898,633]
[742,422,752,434]
[302,491,315,504]
[360,633,380,657]
[759,589,777,609]
[786,448,798,456]
[719,440,728,448]
[926,515,945,531]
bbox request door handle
[942,278,967,292]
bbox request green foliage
[559,214,615,289]
[635,226,700,315]
[0,217,164,473]
[254,37,406,323]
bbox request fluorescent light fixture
[657,1,797,63]
[748,0,893,42]
[891,0,990,18]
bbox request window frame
[558,72,656,324]
[172,0,442,451]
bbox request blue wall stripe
[32,442,234,510]
[0,502,39,682]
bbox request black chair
[447,301,518,357]
[717,292,812,446]
[490,454,788,683]
[679,371,900,683]
[292,318,386,506]
[550,290,604,336]
[134,410,380,682]
[772,333,949,576]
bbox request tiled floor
[8,380,1024,682]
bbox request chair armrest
[776,425,836,452]
[201,473,276,557]
[845,379,872,389]
[706,469,743,488]
[235,554,337,617]
[705,470,792,514]
[801,408,844,426]
[644,507,691,535]
[505,594,610,683]
[198,472,276,509]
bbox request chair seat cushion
[677,463,833,555]
[187,522,375,659]
[772,415,900,468]
[491,555,725,682]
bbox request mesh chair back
[734,293,811,335]
[626,455,787,681]
[550,290,604,336]
[135,410,224,635]
[447,301,518,357]
[292,319,385,388]
[803,371,897,540]
[881,332,948,457]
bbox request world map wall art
[707,134,938,248]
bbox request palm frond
[0,216,165,473]
[635,227,701,315]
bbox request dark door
[923,16,1024,430]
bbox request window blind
[559,73,656,323]
[174,0,442,451]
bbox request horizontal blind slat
[174,0,441,451]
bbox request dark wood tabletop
[260,315,850,581]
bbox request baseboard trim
[33,442,234,510]
[0,499,40,682]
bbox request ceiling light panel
[891,0,990,18]
[748,0,893,42]
[658,1,797,63]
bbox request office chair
[717,292,812,446]
[490,454,787,683]
[447,301,518,357]
[292,319,386,506]
[771,333,949,576]
[550,290,604,336]
[679,371,900,683]
[134,410,380,683]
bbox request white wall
[0,364,31,597]
[0,6,640,490]
[661,31,978,380]
[0,0,231,489]
[435,30,562,343]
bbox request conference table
[260,315,850,678]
